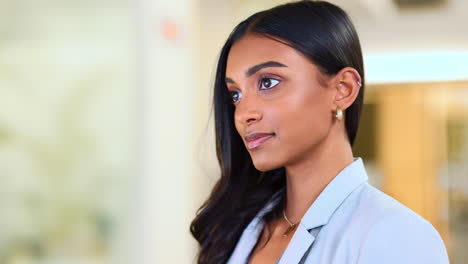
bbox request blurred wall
[0,0,133,263]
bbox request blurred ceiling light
[393,0,448,9]
[364,50,468,84]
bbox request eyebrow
[225,61,287,84]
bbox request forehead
[226,33,307,75]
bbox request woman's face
[225,32,337,172]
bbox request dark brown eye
[230,91,241,104]
[259,77,280,90]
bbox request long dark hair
[190,1,365,263]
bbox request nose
[234,96,262,126]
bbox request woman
[190,1,449,263]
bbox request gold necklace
[282,210,300,236]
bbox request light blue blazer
[227,157,449,264]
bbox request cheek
[275,92,331,151]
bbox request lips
[245,133,275,150]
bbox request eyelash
[230,76,281,104]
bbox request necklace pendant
[283,224,296,236]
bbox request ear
[331,67,362,112]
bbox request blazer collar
[278,156,369,263]
[260,157,368,229]
[300,156,368,230]
[227,157,368,264]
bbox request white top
[227,157,450,264]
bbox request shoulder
[351,184,449,264]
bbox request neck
[283,125,354,223]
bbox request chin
[251,158,282,172]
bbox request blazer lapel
[277,157,368,263]
[278,224,316,264]
[227,189,285,264]
[227,217,265,264]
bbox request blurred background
[0,0,467,263]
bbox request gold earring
[335,108,343,121]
